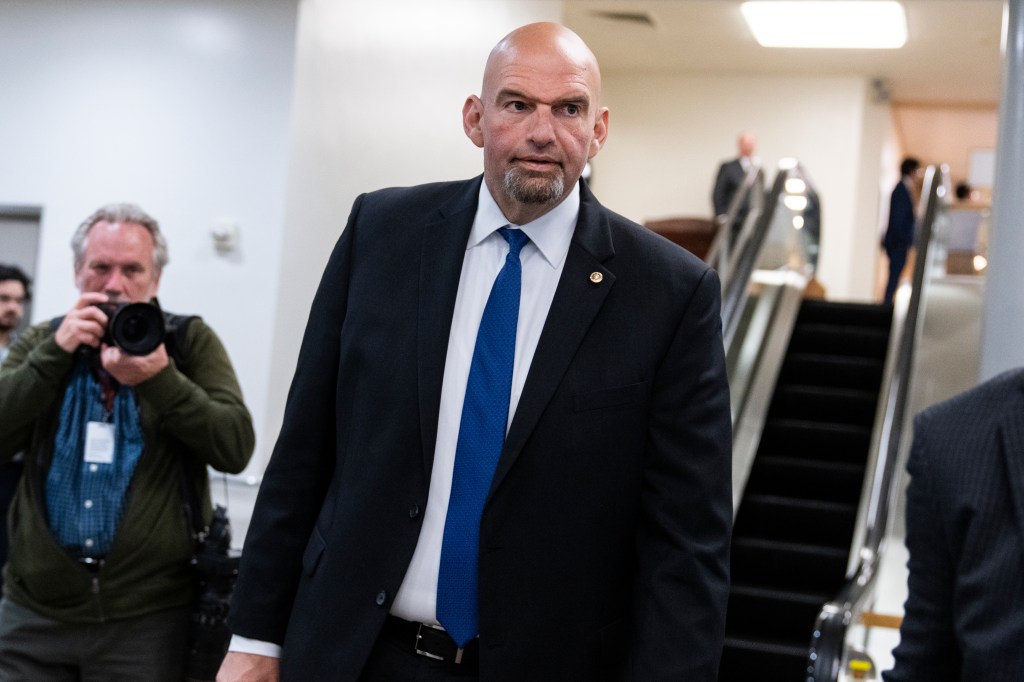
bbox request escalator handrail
[807,164,946,681]
[707,163,764,282]
[720,167,782,347]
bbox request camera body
[94,301,166,356]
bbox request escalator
[714,163,945,681]
[719,299,892,681]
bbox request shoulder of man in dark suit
[885,367,1024,682]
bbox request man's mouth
[516,157,560,172]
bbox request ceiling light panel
[741,1,908,49]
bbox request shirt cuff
[228,635,282,658]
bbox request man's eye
[565,104,580,115]
[510,101,527,111]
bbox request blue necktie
[437,227,530,648]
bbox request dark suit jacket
[883,179,915,254]
[712,158,745,218]
[885,368,1024,681]
[230,177,733,681]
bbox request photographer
[0,203,254,681]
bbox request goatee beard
[503,167,564,205]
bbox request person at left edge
[0,264,31,594]
[0,203,255,681]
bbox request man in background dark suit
[884,368,1024,681]
[712,131,757,239]
[882,156,920,304]
[220,21,732,682]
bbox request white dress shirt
[390,179,577,623]
[230,179,578,657]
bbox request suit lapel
[489,183,616,496]
[418,178,480,476]
[1001,380,1024,534]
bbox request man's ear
[588,107,609,159]
[463,95,485,149]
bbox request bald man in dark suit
[221,22,731,682]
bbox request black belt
[382,616,479,667]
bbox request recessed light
[741,1,908,49]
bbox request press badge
[84,421,115,464]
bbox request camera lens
[109,302,165,356]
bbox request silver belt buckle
[414,622,464,664]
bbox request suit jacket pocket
[574,381,648,413]
[302,526,326,577]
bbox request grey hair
[71,203,169,273]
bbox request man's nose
[104,268,126,295]
[527,107,556,146]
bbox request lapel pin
[589,272,604,284]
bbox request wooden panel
[644,216,718,260]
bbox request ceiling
[564,0,1005,106]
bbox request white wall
[260,0,562,474]
[0,0,907,479]
[0,1,298,469]
[590,72,887,300]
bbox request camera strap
[178,454,207,546]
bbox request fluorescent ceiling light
[741,1,908,49]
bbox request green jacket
[0,315,254,623]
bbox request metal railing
[720,161,821,510]
[806,164,946,681]
[707,163,765,288]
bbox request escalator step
[724,635,811,658]
[787,323,889,358]
[730,584,830,603]
[779,352,885,391]
[760,419,871,463]
[795,299,893,329]
[768,385,878,426]
[745,455,865,504]
[733,495,857,547]
[719,636,809,682]
[725,585,825,642]
[732,537,848,594]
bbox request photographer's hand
[101,343,169,386]
[217,652,280,682]
[54,292,109,353]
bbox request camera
[94,301,166,356]
[186,505,240,681]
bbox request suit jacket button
[408,504,420,518]
[376,590,387,606]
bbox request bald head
[463,22,609,225]
[482,22,603,105]
[738,132,756,158]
